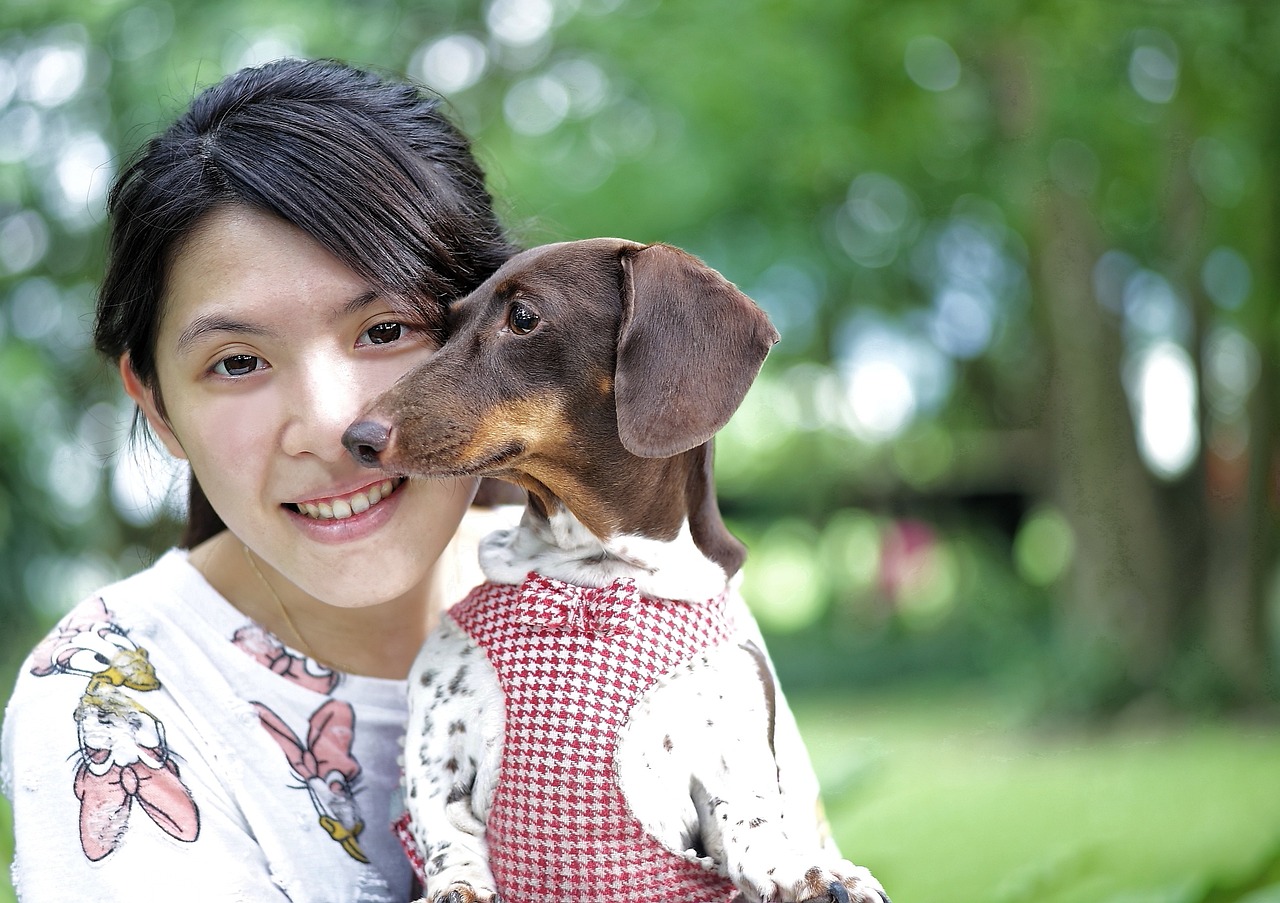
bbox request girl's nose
[280,360,370,462]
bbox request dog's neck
[477,442,744,603]
[477,506,731,602]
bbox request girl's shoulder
[19,550,195,682]
[17,549,346,700]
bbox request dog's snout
[343,420,391,468]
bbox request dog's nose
[343,421,391,468]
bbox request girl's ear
[119,354,187,460]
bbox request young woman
[1,58,519,901]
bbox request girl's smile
[284,477,414,547]
[288,476,406,521]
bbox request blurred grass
[2,685,1278,902]
[794,686,1280,903]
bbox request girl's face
[128,205,475,610]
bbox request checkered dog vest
[448,572,740,902]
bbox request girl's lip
[287,477,405,519]
[284,477,408,545]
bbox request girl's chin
[288,544,429,610]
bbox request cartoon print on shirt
[254,699,370,863]
[232,624,341,694]
[29,597,201,861]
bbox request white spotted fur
[477,507,729,602]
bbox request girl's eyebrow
[175,314,275,355]
[173,290,382,355]
[339,289,381,318]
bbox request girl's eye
[508,302,540,336]
[362,322,404,345]
[214,354,264,377]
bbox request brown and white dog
[343,239,888,903]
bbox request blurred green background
[2,0,1279,900]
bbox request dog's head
[343,238,778,533]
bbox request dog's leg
[696,647,887,903]
[723,595,840,853]
[620,642,888,903]
[694,645,888,903]
[403,618,505,903]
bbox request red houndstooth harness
[447,572,740,902]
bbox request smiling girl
[2,58,517,901]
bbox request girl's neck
[189,531,434,680]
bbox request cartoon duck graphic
[232,624,341,695]
[30,598,200,860]
[254,699,370,862]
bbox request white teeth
[295,479,400,521]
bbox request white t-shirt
[3,549,426,902]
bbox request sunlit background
[3,1,1279,901]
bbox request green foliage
[1,0,1276,741]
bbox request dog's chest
[450,573,735,740]
[446,573,738,899]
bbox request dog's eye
[508,302,541,336]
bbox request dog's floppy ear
[615,243,779,458]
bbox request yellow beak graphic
[319,815,370,863]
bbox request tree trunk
[1182,116,1273,702]
[1033,188,1194,702]
[1203,361,1275,701]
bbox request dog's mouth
[393,442,525,480]
[284,477,406,521]
[455,442,525,477]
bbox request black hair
[94,58,518,548]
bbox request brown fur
[343,238,778,576]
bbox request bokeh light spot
[413,34,489,94]
[1201,247,1251,311]
[0,211,50,274]
[743,521,828,633]
[1128,29,1179,104]
[904,35,961,92]
[487,0,555,47]
[1014,507,1075,586]
[504,74,570,135]
[1129,340,1199,480]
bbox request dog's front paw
[792,865,890,903]
[744,860,889,903]
[422,881,503,903]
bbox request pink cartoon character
[254,699,369,862]
[31,598,200,861]
[232,624,341,694]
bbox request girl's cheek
[182,396,277,469]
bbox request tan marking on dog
[529,467,624,539]
[463,391,570,462]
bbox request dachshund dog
[343,239,889,903]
